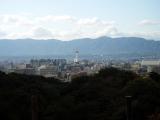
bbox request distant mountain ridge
[0,37,160,56]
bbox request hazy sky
[0,0,160,40]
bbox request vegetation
[0,68,160,120]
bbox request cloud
[0,14,119,40]
[74,17,117,38]
[0,30,7,38]
[77,17,115,26]
[116,31,160,40]
[0,15,33,26]
[36,15,76,23]
[0,14,159,40]
[93,26,118,36]
[139,19,160,26]
[133,31,160,40]
[32,27,54,39]
[77,18,100,26]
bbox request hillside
[0,37,160,56]
[0,68,160,120]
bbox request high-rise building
[74,50,79,63]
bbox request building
[74,50,79,63]
[37,65,58,77]
[141,60,160,73]
[141,60,160,66]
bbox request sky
[0,0,160,40]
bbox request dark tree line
[0,68,160,120]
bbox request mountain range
[0,37,160,56]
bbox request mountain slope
[0,37,159,56]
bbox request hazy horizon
[0,36,159,41]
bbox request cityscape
[0,50,160,82]
[0,0,160,120]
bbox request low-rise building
[37,65,58,77]
[141,60,160,73]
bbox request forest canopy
[0,68,160,120]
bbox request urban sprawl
[0,52,160,82]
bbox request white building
[141,60,160,66]
[141,60,160,73]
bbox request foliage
[0,68,160,120]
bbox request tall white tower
[74,50,79,63]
